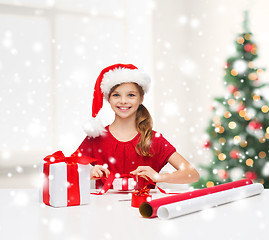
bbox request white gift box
[112,177,136,191]
[40,162,93,207]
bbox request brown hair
[108,83,153,157]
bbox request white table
[0,188,268,240]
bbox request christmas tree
[193,11,269,189]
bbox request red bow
[133,186,151,196]
[43,149,96,165]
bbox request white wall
[0,0,153,169]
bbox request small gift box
[41,150,96,207]
[113,177,136,191]
[131,186,152,208]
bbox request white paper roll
[157,183,264,220]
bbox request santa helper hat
[84,63,151,138]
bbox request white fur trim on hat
[100,67,151,99]
[83,117,106,138]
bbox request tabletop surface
[0,188,268,240]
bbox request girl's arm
[159,152,200,184]
[130,152,200,184]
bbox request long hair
[135,103,153,157]
[108,83,153,156]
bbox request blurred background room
[0,0,268,188]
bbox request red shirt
[77,126,176,189]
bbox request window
[0,0,153,168]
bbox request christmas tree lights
[194,11,269,188]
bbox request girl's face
[108,82,144,120]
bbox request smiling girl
[77,64,199,189]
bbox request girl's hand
[90,165,110,180]
[130,166,162,183]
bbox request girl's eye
[112,93,120,97]
[128,94,135,97]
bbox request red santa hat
[84,63,151,138]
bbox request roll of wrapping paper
[157,183,264,220]
[139,178,253,218]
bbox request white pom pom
[83,117,106,138]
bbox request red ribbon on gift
[131,186,152,208]
[92,172,179,195]
[92,173,137,195]
[122,177,129,191]
[43,150,96,206]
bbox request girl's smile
[117,106,132,111]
